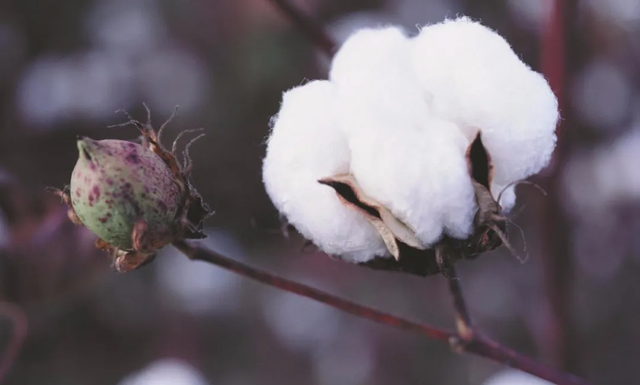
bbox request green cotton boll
[70,137,182,250]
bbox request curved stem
[0,301,27,384]
[266,0,337,56]
[172,240,591,385]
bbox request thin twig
[172,240,591,385]
[0,301,27,383]
[266,0,337,56]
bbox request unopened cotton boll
[411,17,558,210]
[262,80,389,262]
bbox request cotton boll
[263,80,388,262]
[411,17,558,210]
[265,19,552,263]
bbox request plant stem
[444,263,475,342]
[266,0,337,56]
[0,301,27,384]
[172,240,591,385]
[441,263,589,384]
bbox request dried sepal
[319,174,424,260]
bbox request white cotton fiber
[329,27,436,137]
[411,17,558,210]
[345,113,477,245]
[330,27,426,107]
[262,80,389,262]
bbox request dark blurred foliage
[0,0,639,384]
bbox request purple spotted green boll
[50,106,211,273]
[70,137,182,250]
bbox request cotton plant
[263,17,559,274]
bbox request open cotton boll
[262,80,389,262]
[411,17,558,210]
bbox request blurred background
[0,0,638,384]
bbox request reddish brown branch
[0,301,27,383]
[172,240,591,385]
[266,0,337,56]
[172,240,450,341]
